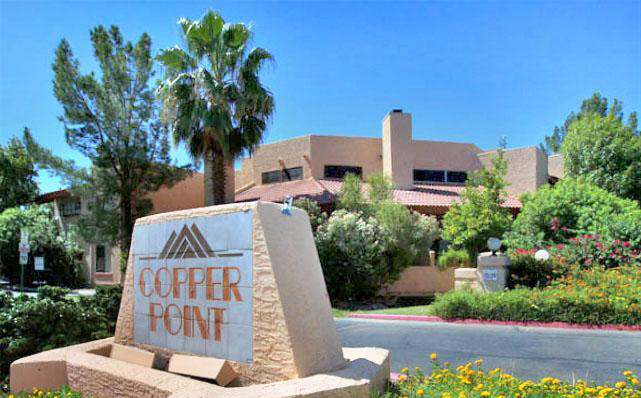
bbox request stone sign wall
[115,202,346,384]
[132,211,253,363]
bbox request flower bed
[6,386,83,398]
[432,266,641,325]
[377,354,641,398]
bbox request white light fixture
[487,237,501,255]
[534,249,550,262]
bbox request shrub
[553,235,641,269]
[378,355,640,398]
[0,204,84,287]
[507,249,568,288]
[0,285,123,385]
[431,266,641,325]
[318,173,440,301]
[506,178,641,250]
[437,249,470,270]
[316,210,387,301]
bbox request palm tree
[158,10,274,205]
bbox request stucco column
[382,110,413,190]
[476,252,510,293]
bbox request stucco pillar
[382,110,413,190]
[476,252,510,293]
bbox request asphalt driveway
[336,317,641,384]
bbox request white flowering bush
[316,210,387,301]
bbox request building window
[414,169,445,183]
[95,245,110,273]
[261,167,303,184]
[59,201,81,216]
[446,171,468,183]
[324,165,363,179]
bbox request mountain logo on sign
[158,224,215,259]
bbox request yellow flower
[401,367,408,373]
[632,378,639,385]
[475,359,484,365]
[398,374,407,382]
[431,352,438,361]
[616,382,626,389]
[481,392,490,397]
[475,383,484,391]
[459,392,466,398]
[624,371,633,377]
[417,389,424,396]
[441,393,451,398]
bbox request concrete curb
[347,313,641,331]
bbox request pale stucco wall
[478,146,548,196]
[382,266,455,296]
[548,154,565,178]
[146,173,205,215]
[310,135,383,180]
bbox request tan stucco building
[235,110,564,211]
[37,110,564,287]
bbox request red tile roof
[35,189,71,203]
[235,178,521,210]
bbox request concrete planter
[454,267,479,291]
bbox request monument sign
[132,211,253,363]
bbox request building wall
[381,266,455,296]
[238,136,312,186]
[478,146,548,196]
[310,135,383,180]
[548,154,565,178]
[146,173,204,215]
[412,141,483,172]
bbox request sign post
[19,229,30,292]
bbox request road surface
[335,317,641,384]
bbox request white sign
[132,210,253,363]
[20,228,29,244]
[34,257,44,271]
[19,242,30,253]
[20,253,28,265]
[482,269,498,281]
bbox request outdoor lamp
[534,249,550,262]
[487,237,501,255]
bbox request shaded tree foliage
[561,104,640,202]
[35,25,189,253]
[0,132,38,212]
[539,93,637,155]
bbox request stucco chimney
[382,110,413,190]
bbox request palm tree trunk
[204,144,227,206]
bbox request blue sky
[1,0,639,193]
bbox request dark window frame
[261,166,304,184]
[446,171,468,183]
[413,169,446,183]
[323,165,363,179]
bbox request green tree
[0,131,38,212]
[158,10,275,205]
[0,204,84,287]
[540,92,636,155]
[442,148,513,261]
[42,25,187,252]
[562,112,640,202]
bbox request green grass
[332,304,433,318]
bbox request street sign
[35,256,44,271]
[20,253,28,265]
[20,228,29,244]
